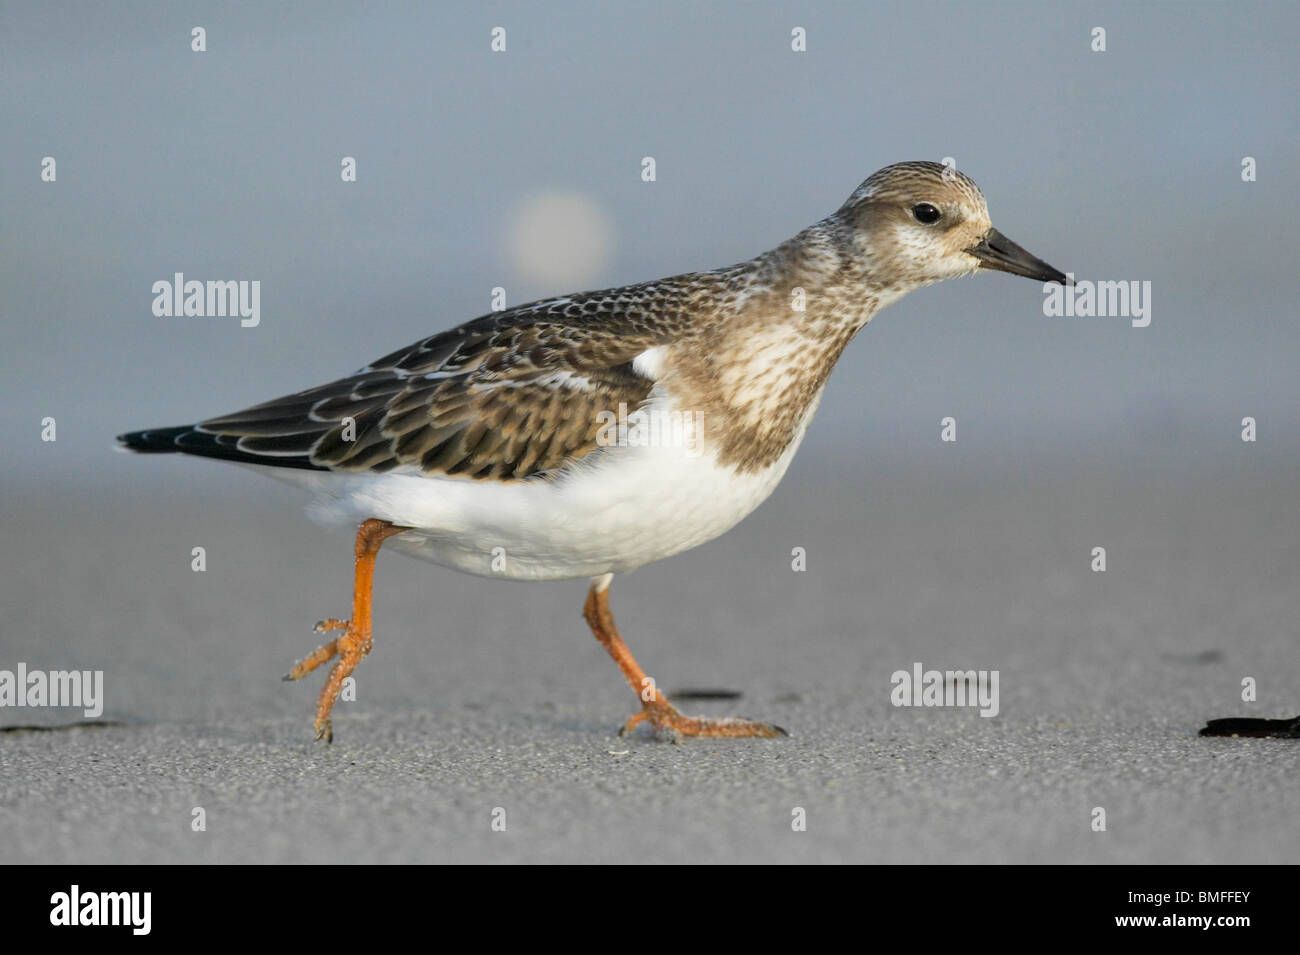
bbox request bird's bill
[968,228,1070,285]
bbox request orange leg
[284,518,407,742]
[582,579,786,740]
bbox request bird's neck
[658,220,896,474]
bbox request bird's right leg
[582,575,786,740]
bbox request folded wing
[121,288,689,481]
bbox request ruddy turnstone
[119,161,1068,742]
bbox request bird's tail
[116,425,195,453]
[116,424,327,470]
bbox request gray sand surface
[1,466,1297,863]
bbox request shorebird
[119,161,1068,742]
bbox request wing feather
[176,288,689,480]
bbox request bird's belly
[255,428,807,582]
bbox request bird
[118,161,1068,742]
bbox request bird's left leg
[284,517,408,742]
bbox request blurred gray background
[1,2,1297,865]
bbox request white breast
[251,389,823,581]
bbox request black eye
[911,203,942,224]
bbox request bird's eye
[911,203,942,224]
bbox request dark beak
[968,228,1070,285]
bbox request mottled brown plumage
[125,161,1066,482]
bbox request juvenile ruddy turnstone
[119,161,1067,742]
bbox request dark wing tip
[117,425,195,453]
[116,424,328,471]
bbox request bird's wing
[157,291,684,481]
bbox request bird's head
[838,161,1068,290]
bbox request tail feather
[116,425,196,453]
[116,425,327,471]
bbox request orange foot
[282,518,407,742]
[621,698,786,740]
[284,617,370,742]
